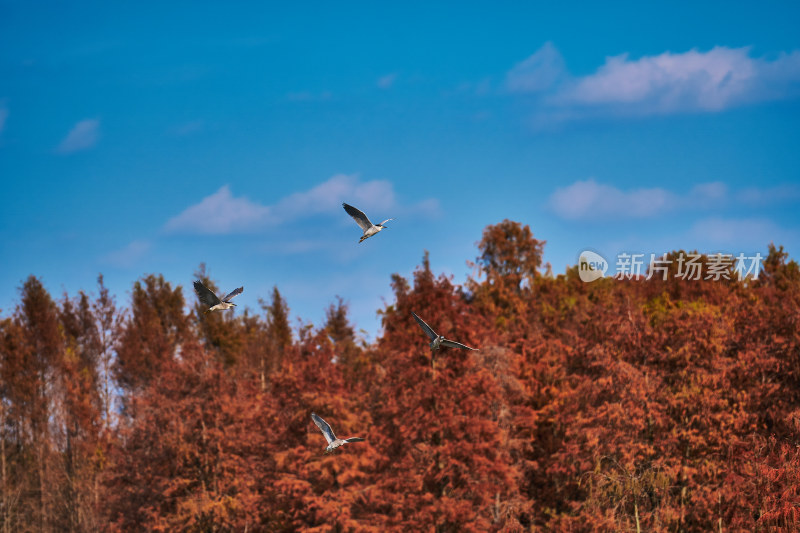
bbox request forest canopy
[1,221,799,531]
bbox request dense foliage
[1,222,798,531]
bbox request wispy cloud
[506,42,565,93]
[170,119,205,136]
[164,174,439,235]
[377,73,398,89]
[275,174,395,216]
[56,119,100,153]
[737,184,800,207]
[689,217,794,248]
[0,102,8,134]
[408,197,441,219]
[101,239,151,268]
[561,47,800,113]
[548,179,800,221]
[549,179,726,220]
[164,185,271,235]
[507,44,800,121]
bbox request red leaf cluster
[1,231,799,531]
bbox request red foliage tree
[104,340,275,530]
[192,265,244,369]
[365,253,527,531]
[115,274,191,394]
[2,225,799,531]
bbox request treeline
[1,221,799,531]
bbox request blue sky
[2,1,799,338]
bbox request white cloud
[164,185,271,234]
[548,179,800,221]
[689,217,794,248]
[273,174,395,218]
[102,239,151,268]
[56,119,100,153]
[164,174,439,235]
[506,42,565,93]
[507,44,800,120]
[377,73,398,89]
[690,182,728,202]
[549,179,675,219]
[549,179,731,220]
[737,184,800,207]
[561,47,800,113]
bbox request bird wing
[344,437,365,443]
[342,203,373,231]
[193,281,221,307]
[222,286,244,302]
[441,338,478,351]
[311,413,336,444]
[412,312,438,341]
[378,218,394,226]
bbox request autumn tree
[366,254,527,531]
[470,220,545,331]
[104,340,276,531]
[92,274,121,434]
[258,325,377,531]
[2,227,799,531]
[236,309,272,390]
[475,220,544,289]
[114,274,190,394]
[0,277,64,531]
[0,315,25,533]
[265,286,292,352]
[257,286,292,381]
[192,264,243,368]
[323,296,368,383]
[56,290,104,531]
[761,242,800,290]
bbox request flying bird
[342,202,394,243]
[311,413,365,454]
[193,280,243,313]
[412,312,478,352]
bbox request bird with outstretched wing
[193,280,243,313]
[312,413,365,453]
[342,202,394,243]
[412,311,478,352]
